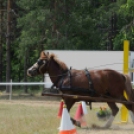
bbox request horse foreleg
[63,98,81,127]
[70,117,81,127]
[103,102,119,128]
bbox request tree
[0,0,6,84]
[113,0,134,50]
[1,0,133,86]
[6,0,13,92]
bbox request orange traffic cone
[74,102,87,127]
[59,104,77,134]
[57,100,64,118]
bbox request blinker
[37,59,46,66]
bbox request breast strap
[58,67,72,89]
[51,69,69,89]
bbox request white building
[44,50,125,87]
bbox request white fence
[0,82,52,86]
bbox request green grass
[0,99,132,134]
[0,101,60,134]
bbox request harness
[51,68,96,96]
[50,68,95,110]
[51,69,69,89]
[84,68,95,95]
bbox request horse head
[27,51,49,77]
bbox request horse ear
[43,51,49,57]
[46,51,49,56]
[40,51,47,59]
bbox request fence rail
[0,82,134,85]
[0,82,52,86]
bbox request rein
[42,61,125,78]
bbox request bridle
[37,58,69,89]
[29,57,69,89]
[36,58,48,74]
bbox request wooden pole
[42,93,134,105]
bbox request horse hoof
[91,124,101,129]
[75,121,81,127]
[91,124,109,129]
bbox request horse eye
[37,59,46,65]
[37,59,42,65]
[43,60,46,64]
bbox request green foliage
[112,0,134,50]
[1,0,134,91]
[15,0,134,52]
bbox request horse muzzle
[27,69,38,77]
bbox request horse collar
[51,69,69,89]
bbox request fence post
[9,79,12,100]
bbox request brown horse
[27,51,134,128]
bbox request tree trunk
[0,2,3,83]
[107,0,117,50]
[6,0,12,92]
[0,1,6,89]
[50,0,58,49]
[24,50,28,93]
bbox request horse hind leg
[129,111,134,123]
[103,102,119,128]
[123,102,134,124]
[124,74,134,123]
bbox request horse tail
[124,74,134,102]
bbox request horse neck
[47,60,65,84]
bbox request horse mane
[49,53,68,70]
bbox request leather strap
[51,69,68,89]
[84,68,95,93]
